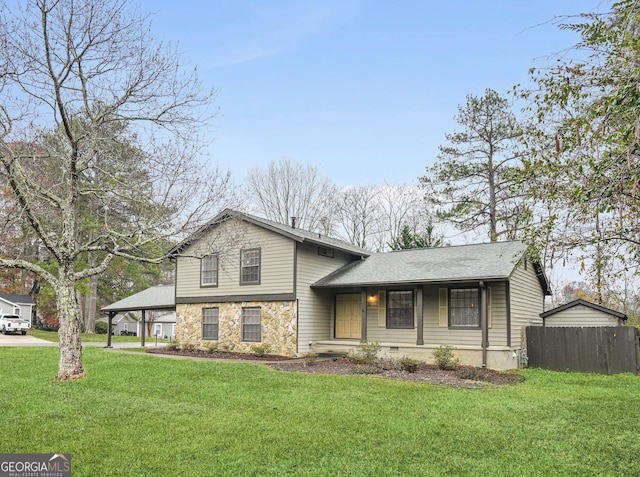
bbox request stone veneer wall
[176,301,298,356]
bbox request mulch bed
[145,348,523,387]
[145,347,291,361]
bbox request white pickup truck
[0,314,30,335]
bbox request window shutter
[377,291,386,327]
[438,288,448,327]
[488,287,493,328]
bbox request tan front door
[335,293,361,339]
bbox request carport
[101,285,175,347]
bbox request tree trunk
[82,274,98,333]
[56,272,85,381]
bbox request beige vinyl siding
[366,287,417,343]
[545,306,622,327]
[360,283,509,346]
[509,260,544,348]
[176,221,295,299]
[423,285,481,347]
[486,282,507,347]
[296,243,359,353]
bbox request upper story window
[387,290,414,329]
[240,248,261,285]
[201,255,218,287]
[449,288,480,328]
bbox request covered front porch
[314,281,496,367]
[310,339,521,370]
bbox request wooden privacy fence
[525,326,640,374]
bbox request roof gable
[169,208,370,258]
[540,299,627,320]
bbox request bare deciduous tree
[245,157,338,233]
[335,182,428,252]
[335,185,382,249]
[0,0,231,380]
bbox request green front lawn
[28,328,168,343]
[0,347,638,476]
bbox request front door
[335,293,361,339]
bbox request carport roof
[101,285,175,313]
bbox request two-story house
[171,209,551,370]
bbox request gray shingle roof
[0,293,35,305]
[169,208,370,258]
[101,285,175,312]
[313,241,543,288]
[540,299,627,320]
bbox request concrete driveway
[0,332,57,346]
[0,332,168,349]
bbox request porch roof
[312,241,550,294]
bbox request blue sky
[141,0,598,187]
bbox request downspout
[505,281,511,347]
[293,243,298,354]
[479,281,488,368]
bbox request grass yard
[0,347,638,476]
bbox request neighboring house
[0,292,35,325]
[171,209,551,370]
[104,312,139,335]
[540,299,628,327]
[101,285,176,339]
[101,310,177,337]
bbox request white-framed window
[171,323,176,337]
[202,308,219,340]
[201,255,218,287]
[154,323,162,337]
[242,307,261,342]
[449,288,480,328]
[123,323,129,332]
[240,249,261,285]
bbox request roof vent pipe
[291,217,297,229]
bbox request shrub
[94,321,109,334]
[220,342,235,352]
[399,356,421,373]
[180,342,197,352]
[166,340,180,351]
[348,341,381,365]
[250,343,272,356]
[353,364,378,375]
[203,342,219,353]
[432,345,460,370]
[302,352,319,366]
